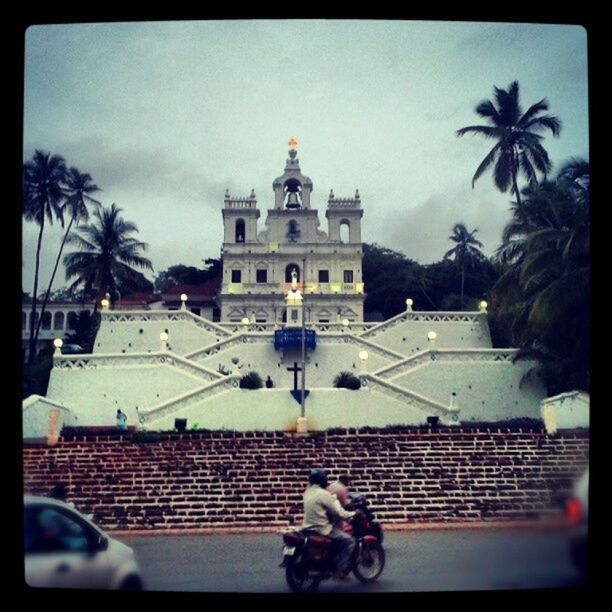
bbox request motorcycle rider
[302,468,356,580]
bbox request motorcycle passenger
[302,468,356,580]
[327,474,351,508]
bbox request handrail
[360,373,460,423]
[138,375,240,424]
[361,310,487,339]
[100,309,233,337]
[53,351,223,382]
[373,348,519,379]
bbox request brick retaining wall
[22,427,589,531]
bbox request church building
[219,140,365,324]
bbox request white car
[24,495,143,590]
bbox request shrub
[239,371,264,389]
[333,371,361,390]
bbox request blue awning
[274,328,317,350]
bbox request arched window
[285,264,300,283]
[284,179,302,209]
[340,220,350,243]
[235,219,245,243]
[67,311,78,330]
[41,311,52,330]
[54,312,65,331]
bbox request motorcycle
[347,493,384,544]
[280,509,385,593]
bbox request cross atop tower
[288,137,298,150]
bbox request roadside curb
[108,518,570,537]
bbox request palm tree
[33,167,102,349]
[23,150,67,363]
[490,159,589,393]
[456,81,562,224]
[443,223,484,308]
[63,203,154,309]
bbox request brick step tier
[22,428,589,531]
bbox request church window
[54,312,65,330]
[256,269,268,283]
[344,270,354,283]
[340,220,350,243]
[318,270,329,283]
[235,219,245,243]
[231,270,242,283]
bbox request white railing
[374,348,519,380]
[315,333,406,362]
[53,352,224,383]
[184,332,272,362]
[361,310,487,339]
[216,322,376,334]
[101,310,232,337]
[360,373,460,424]
[138,375,240,425]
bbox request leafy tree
[63,203,154,309]
[23,150,67,363]
[154,258,222,292]
[456,81,562,224]
[64,311,101,353]
[33,168,101,350]
[443,223,485,308]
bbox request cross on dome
[288,137,298,150]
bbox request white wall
[194,339,393,387]
[46,363,204,427]
[145,388,431,431]
[365,315,492,356]
[95,319,224,356]
[390,359,546,421]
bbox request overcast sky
[22,19,589,294]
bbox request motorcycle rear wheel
[285,557,321,593]
[352,542,385,583]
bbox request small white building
[540,391,590,433]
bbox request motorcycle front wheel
[285,556,321,593]
[352,541,385,583]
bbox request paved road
[117,526,586,593]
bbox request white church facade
[23,143,553,438]
[220,142,365,324]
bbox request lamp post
[342,318,350,332]
[359,350,369,373]
[53,338,63,356]
[427,330,437,344]
[479,300,488,313]
[101,298,110,311]
[406,298,413,312]
[180,293,188,311]
[160,331,169,351]
[241,316,250,330]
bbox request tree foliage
[154,258,221,292]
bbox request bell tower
[273,139,313,209]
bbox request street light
[180,293,188,311]
[427,331,437,343]
[406,298,413,312]
[479,300,488,312]
[241,317,250,327]
[53,338,63,356]
[101,298,110,310]
[359,350,369,373]
[160,331,169,351]
[342,318,350,330]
